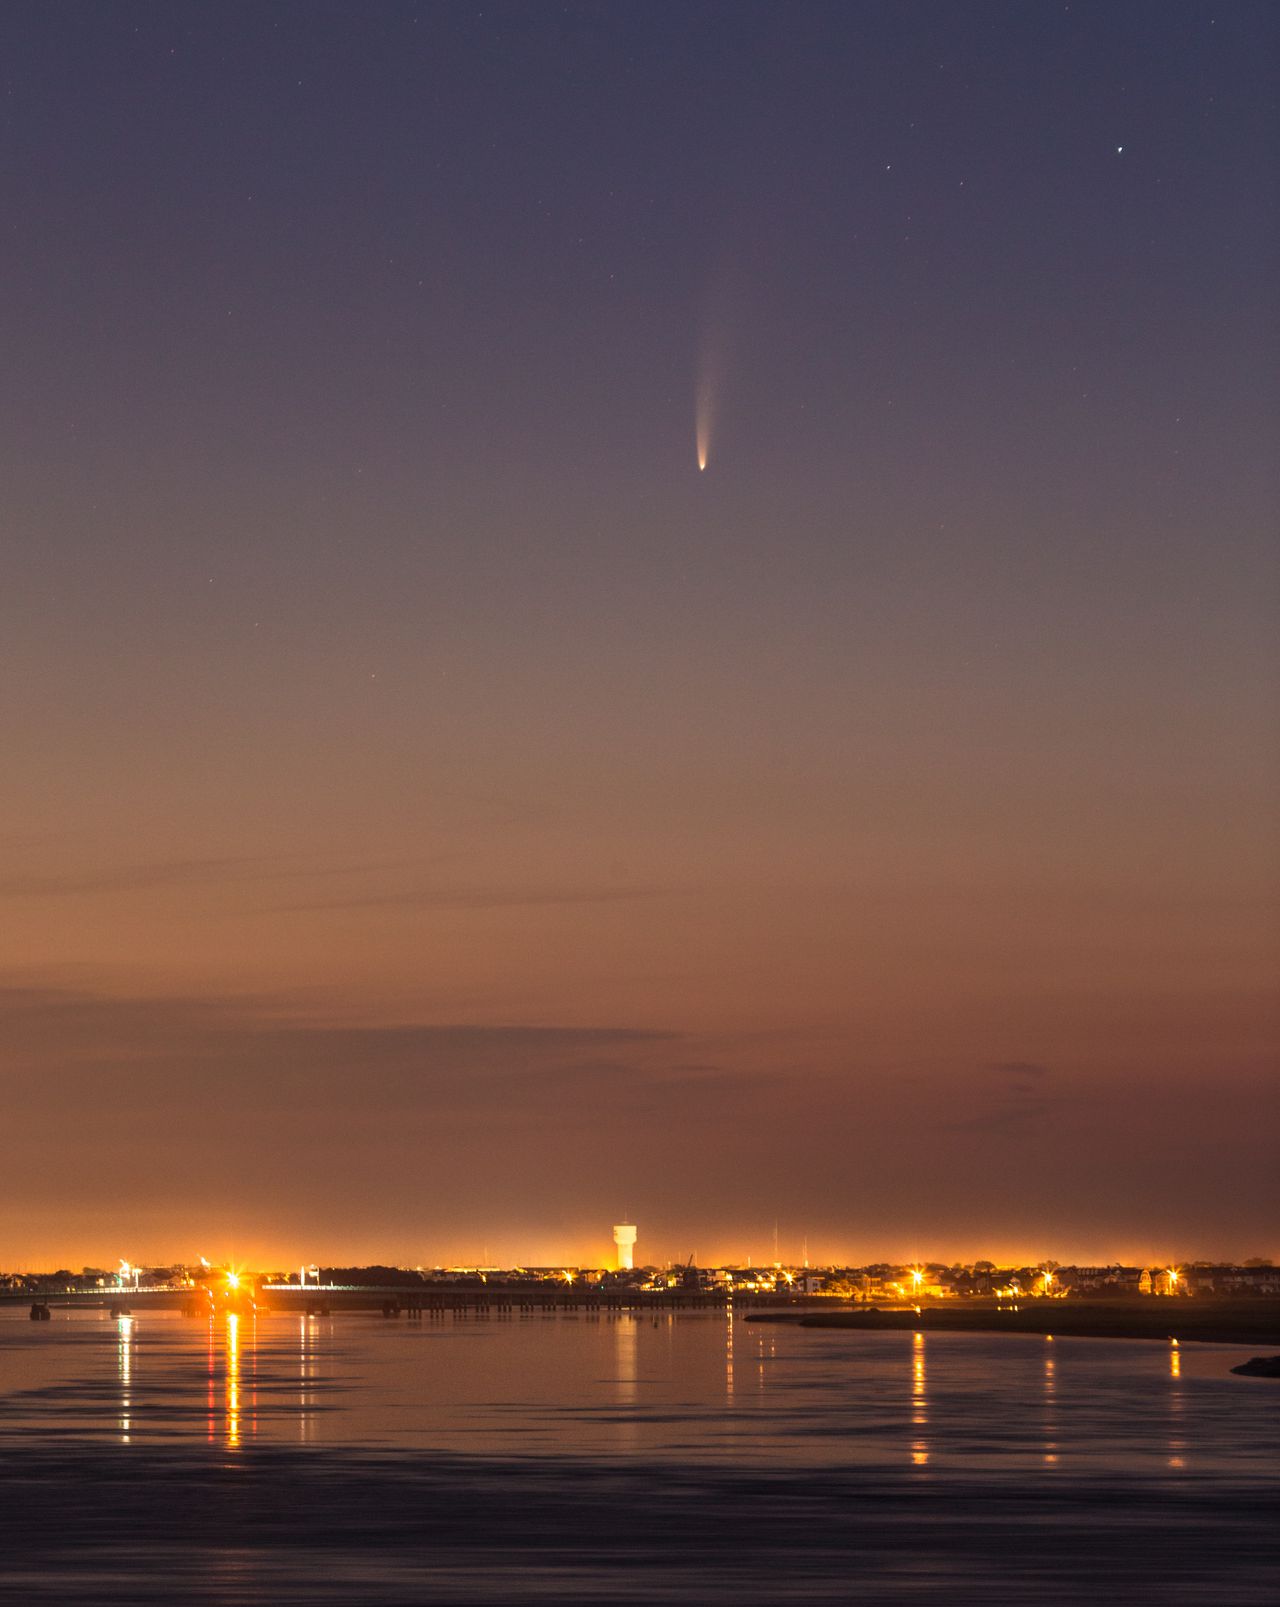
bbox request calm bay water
[0,1308,1275,1603]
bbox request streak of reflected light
[226,1313,240,1448]
[911,1331,928,1464]
[207,1316,216,1443]
[117,1315,133,1444]
[1168,1340,1186,1469]
[613,1314,640,1453]
[1043,1337,1058,1464]
[725,1304,734,1401]
[299,1313,315,1443]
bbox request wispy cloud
[0,855,418,900]
[990,1061,1052,1086]
[0,856,282,898]
[266,885,667,914]
[0,853,671,917]
[0,980,704,1123]
[941,1061,1060,1134]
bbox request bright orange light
[225,1271,241,1291]
[225,1312,240,1449]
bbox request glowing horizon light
[225,1271,241,1290]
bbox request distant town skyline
[2,5,1275,1266]
[6,1248,1275,1282]
[5,1223,1277,1278]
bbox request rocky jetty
[1230,1355,1280,1378]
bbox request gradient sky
[2,1,1276,1269]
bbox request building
[612,1223,637,1272]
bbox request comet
[695,371,714,471]
[695,267,737,470]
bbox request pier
[1,1282,824,1317]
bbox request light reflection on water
[1,1307,1274,1473]
[299,1314,316,1444]
[2,1310,1278,1605]
[1043,1334,1058,1464]
[226,1313,240,1447]
[724,1302,734,1400]
[911,1329,928,1465]
[1169,1338,1186,1469]
[116,1315,132,1444]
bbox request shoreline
[748,1299,1280,1347]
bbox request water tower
[613,1222,637,1272]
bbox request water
[0,1307,1275,1603]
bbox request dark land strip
[748,1299,1280,1348]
